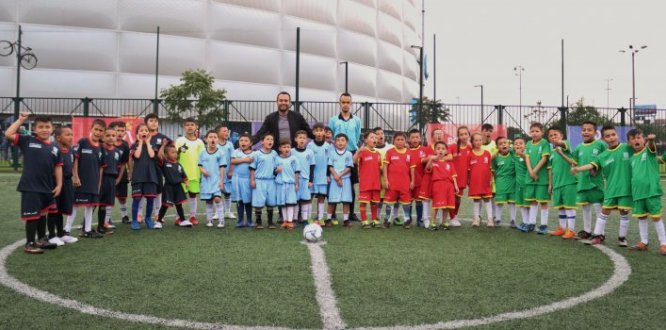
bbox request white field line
[305,242,346,330]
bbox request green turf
[0,171,665,329]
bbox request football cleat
[629,242,648,251]
[549,227,566,236]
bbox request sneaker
[235,221,246,228]
[48,237,65,247]
[287,222,295,230]
[393,218,403,226]
[217,220,225,228]
[629,242,648,251]
[486,220,495,228]
[179,220,193,227]
[450,218,462,227]
[471,218,480,227]
[584,235,605,245]
[404,220,412,229]
[527,224,536,233]
[382,221,391,229]
[226,212,236,219]
[618,237,628,247]
[255,223,264,229]
[549,227,566,236]
[281,222,289,229]
[175,217,182,226]
[536,225,549,235]
[35,238,57,250]
[81,231,103,239]
[575,230,592,240]
[331,220,339,226]
[131,221,141,230]
[510,220,517,228]
[153,221,163,229]
[659,245,666,256]
[121,216,130,224]
[516,223,528,232]
[371,219,380,228]
[206,221,213,228]
[349,213,360,222]
[212,213,219,221]
[106,221,116,229]
[361,221,371,229]
[324,220,333,228]
[24,242,44,254]
[267,223,277,229]
[562,229,576,240]
[343,220,353,228]
[60,235,79,244]
[495,220,501,226]
[189,216,199,225]
[428,223,439,231]
[440,222,450,230]
[97,227,113,235]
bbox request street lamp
[619,45,647,123]
[605,78,613,109]
[514,66,525,110]
[339,61,348,93]
[474,85,484,123]
[411,45,424,133]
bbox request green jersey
[514,153,528,186]
[176,136,205,181]
[492,152,516,194]
[573,140,606,191]
[525,139,550,186]
[549,141,577,188]
[629,146,663,200]
[590,143,632,199]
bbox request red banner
[72,117,145,145]
[425,123,507,145]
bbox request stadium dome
[0,0,422,102]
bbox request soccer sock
[224,195,232,215]
[422,200,431,221]
[509,204,516,222]
[558,210,567,229]
[97,207,106,229]
[521,207,529,224]
[26,220,37,244]
[473,200,481,220]
[654,220,666,245]
[55,213,64,238]
[415,201,423,223]
[582,204,592,233]
[529,204,538,225]
[384,202,391,220]
[175,204,186,222]
[496,204,504,222]
[105,206,112,222]
[387,204,397,223]
[205,203,214,221]
[244,203,253,224]
[131,198,141,223]
[255,209,262,225]
[237,202,246,223]
[157,206,168,222]
[301,203,311,221]
[343,211,349,221]
[84,206,93,232]
[540,207,549,226]
[484,200,493,221]
[593,213,608,236]
[287,206,295,222]
[145,198,155,224]
[402,204,412,222]
[593,203,602,220]
[65,208,78,232]
[638,218,649,244]
[189,197,198,217]
[281,206,288,222]
[267,207,274,224]
[360,203,368,221]
[317,201,325,220]
[451,196,461,219]
[371,203,378,220]
[619,214,630,238]
[137,198,145,216]
[566,209,576,231]
[215,201,224,221]
[47,214,57,239]
[153,194,161,216]
[37,216,47,240]
[119,199,128,217]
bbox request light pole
[339,61,348,93]
[605,78,613,109]
[619,45,647,123]
[411,45,424,134]
[474,85,484,123]
[514,66,524,110]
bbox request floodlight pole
[153,26,160,115]
[12,25,22,170]
[295,27,300,114]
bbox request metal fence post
[363,102,370,130]
[497,105,504,126]
[11,96,22,170]
[152,98,160,115]
[223,99,230,124]
[558,106,568,137]
[82,97,91,117]
[618,107,627,127]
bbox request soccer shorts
[162,183,187,207]
[328,177,352,203]
[525,184,550,203]
[131,182,158,199]
[155,175,163,195]
[231,176,252,203]
[56,178,74,216]
[384,188,412,205]
[99,175,117,207]
[418,173,432,199]
[515,185,527,207]
[632,196,662,219]
[431,181,455,209]
[494,191,516,205]
[276,182,298,206]
[185,180,200,194]
[21,191,56,220]
[74,192,100,207]
[358,189,380,203]
[576,188,604,205]
[552,184,577,209]
[297,177,312,202]
[350,164,359,184]
[252,179,276,208]
[115,180,128,199]
[602,196,633,211]
[200,190,222,201]
[411,185,422,200]
[456,186,466,198]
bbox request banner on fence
[72,117,145,145]
[425,123,507,145]
[567,126,633,150]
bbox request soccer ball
[303,223,323,242]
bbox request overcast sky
[423,0,665,109]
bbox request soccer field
[0,172,665,329]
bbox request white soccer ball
[303,223,323,242]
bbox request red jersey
[384,148,416,192]
[431,159,457,183]
[410,145,429,187]
[468,149,492,196]
[356,148,381,191]
[448,142,472,189]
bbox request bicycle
[0,40,38,70]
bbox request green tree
[566,98,611,126]
[410,97,450,129]
[507,126,525,140]
[160,69,227,128]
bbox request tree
[507,126,525,140]
[160,69,227,128]
[410,97,450,129]
[566,98,611,126]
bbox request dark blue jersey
[149,132,172,183]
[102,145,122,177]
[130,141,159,184]
[115,140,130,182]
[60,146,74,179]
[161,160,187,185]
[73,138,105,194]
[14,134,63,194]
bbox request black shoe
[121,216,130,224]
[97,227,113,235]
[349,213,360,222]
[35,238,57,250]
[24,242,44,254]
[81,231,104,239]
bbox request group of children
[9,111,666,256]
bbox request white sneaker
[450,218,462,227]
[154,221,163,229]
[61,235,79,244]
[206,221,214,227]
[423,219,430,229]
[217,220,225,228]
[225,212,236,219]
[212,213,219,221]
[179,220,193,227]
[48,237,65,246]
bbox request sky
[423,0,665,109]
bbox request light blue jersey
[218,141,234,190]
[328,148,353,180]
[291,148,315,180]
[231,149,253,178]
[275,154,300,184]
[307,140,331,186]
[250,149,278,180]
[231,148,253,203]
[198,147,226,199]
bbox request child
[547,127,578,238]
[175,117,204,225]
[250,133,279,229]
[109,121,130,224]
[425,141,459,230]
[217,125,236,219]
[292,130,315,224]
[97,127,122,233]
[275,138,300,229]
[68,118,106,238]
[354,131,382,228]
[48,126,78,245]
[374,127,394,223]
[447,126,471,227]
[492,136,517,227]
[522,122,550,233]
[145,113,172,221]
[327,133,354,227]
[571,121,606,239]
[572,125,632,246]
[307,123,331,224]
[129,124,160,230]
[324,126,334,144]
[230,132,254,227]
[156,144,191,227]
[382,132,416,228]
[624,130,666,255]
[417,128,444,226]
[512,138,530,229]
[468,133,493,227]
[199,130,227,228]
[5,113,62,253]
[408,129,427,227]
